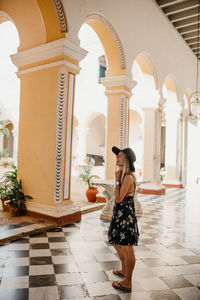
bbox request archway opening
[0,20,19,177]
[70,23,108,207]
[131,54,159,180]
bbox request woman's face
[116,152,125,167]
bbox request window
[98,55,106,83]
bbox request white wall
[187,120,200,183]
[63,0,197,97]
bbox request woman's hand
[115,170,122,181]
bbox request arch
[164,74,180,103]
[0,0,67,51]
[134,52,159,90]
[129,110,143,146]
[86,113,106,158]
[86,112,106,128]
[84,13,126,76]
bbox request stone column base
[100,213,112,222]
[26,202,81,226]
[162,181,183,188]
[139,184,166,195]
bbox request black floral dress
[108,190,139,246]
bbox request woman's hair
[120,153,133,185]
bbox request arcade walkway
[0,186,200,300]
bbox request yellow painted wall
[36,0,65,43]
[86,19,124,77]
[0,0,64,51]
[18,66,62,206]
[106,93,121,179]
[0,0,46,50]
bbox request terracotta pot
[9,205,21,217]
[1,198,9,211]
[86,187,99,202]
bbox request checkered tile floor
[0,187,200,299]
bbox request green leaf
[24,195,33,199]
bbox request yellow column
[101,76,136,179]
[11,38,87,224]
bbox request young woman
[108,146,139,292]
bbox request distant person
[108,146,139,292]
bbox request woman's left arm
[115,174,133,203]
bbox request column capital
[143,107,156,112]
[11,38,87,75]
[158,96,167,112]
[100,75,137,97]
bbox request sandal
[113,270,125,276]
[112,281,132,292]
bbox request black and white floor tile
[0,187,200,299]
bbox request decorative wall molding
[54,67,68,203]
[119,95,125,148]
[11,38,87,68]
[52,0,68,33]
[125,97,129,147]
[119,95,129,148]
[85,13,126,69]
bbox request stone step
[0,220,56,245]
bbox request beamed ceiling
[155,0,200,58]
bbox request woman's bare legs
[113,245,135,289]
[113,245,126,275]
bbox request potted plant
[0,120,10,139]
[0,165,33,216]
[79,164,100,202]
[0,180,10,211]
[160,167,166,182]
[1,161,10,168]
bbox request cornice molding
[16,60,80,75]
[101,75,137,90]
[85,13,126,69]
[11,38,87,68]
[52,0,68,33]
[105,89,132,97]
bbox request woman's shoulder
[124,172,136,182]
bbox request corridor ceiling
[155,0,200,58]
